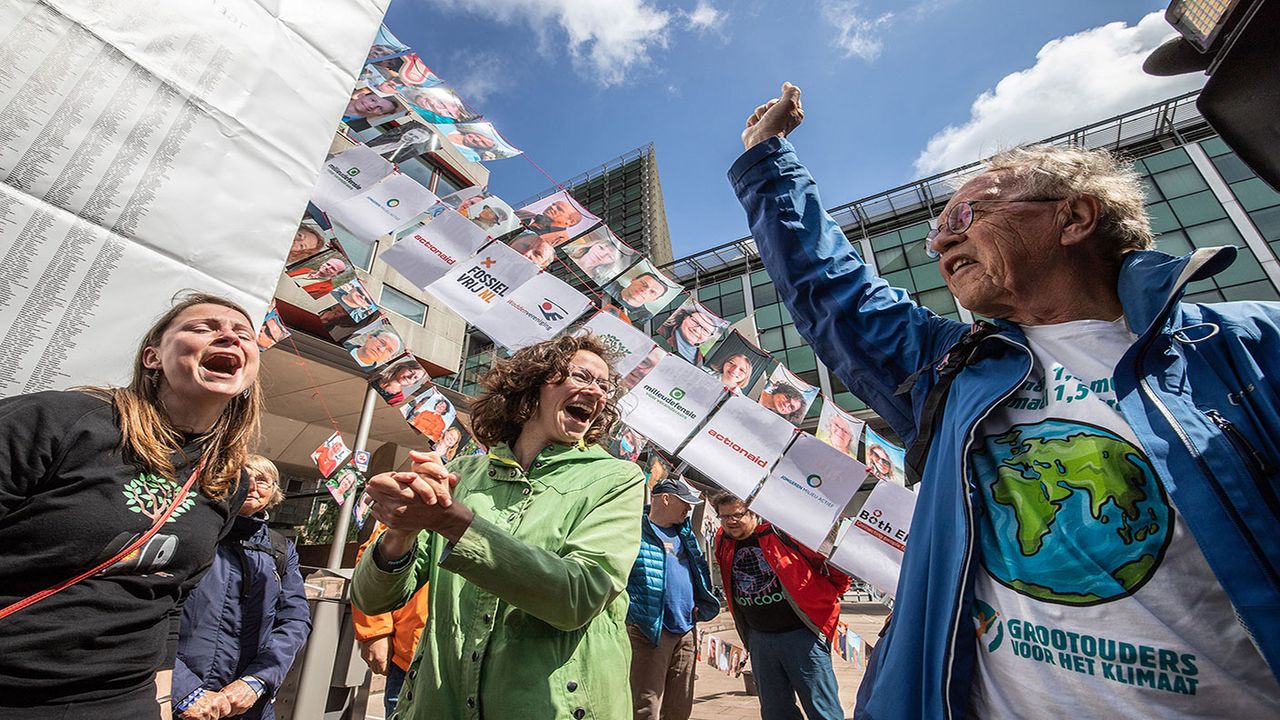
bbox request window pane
[332,225,375,270]
[783,325,804,348]
[1152,165,1208,199]
[751,269,772,286]
[1213,249,1266,287]
[787,348,817,374]
[720,293,745,317]
[1199,137,1231,157]
[875,245,908,273]
[1138,176,1162,204]
[752,283,778,308]
[1169,191,1227,227]
[1210,153,1255,184]
[834,391,866,412]
[1142,148,1190,173]
[755,304,782,329]
[380,285,428,324]
[759,327,784,353]
[1146,202,1180,234]
[1221,280,1280,302]
[916,287,957,315]
[910,262,947,291]
[433,171,463,197]
[1248,205,1280,242]
[870,231,902,252]
[900,222,930,242]
[1153,230,1193,257]
[883,268,913,291]
[1185,219,1242,249]
[1231,178,1280,212]
[904,238,932,267]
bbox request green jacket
[351,442,645,720]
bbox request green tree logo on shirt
[122,473,194,524]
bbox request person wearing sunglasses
[731,84,1280,719]
[351,333,644,720]
[710,493,850,720]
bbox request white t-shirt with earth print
[968,317,1280,718]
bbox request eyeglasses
[564,364,618,397]
[717,510,750,522]
[249,475,275,488]
[925,199,1062,258]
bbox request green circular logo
[806,474,822,488]
[670,387,686,400]
[347,167,360,176]
[386,198,400,208]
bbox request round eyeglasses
[925,199,1062,258]
[564,364,618,397]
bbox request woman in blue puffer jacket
[173,455,311,720]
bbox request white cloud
[685,1,727,33]
[425,0,670,86]
[820,0,893,61]
[913,11,1207,176]
[448,51,508,103]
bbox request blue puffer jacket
[174,515,312,719]
[731,137,1280,720]
[626,515,720,644]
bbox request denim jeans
[747,627,843,720]
[384,662,407,719]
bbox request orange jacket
[351,525,429,671]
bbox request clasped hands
[367,450,474,554]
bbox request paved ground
[689,602,888,720]
[364,601,889,719]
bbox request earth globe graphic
[972,420,1172,606]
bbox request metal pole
[328,386,377,568]
[291,386,379,719]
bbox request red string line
[282,330,343,435]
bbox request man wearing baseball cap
[626,478,721,720]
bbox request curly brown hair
[469,334,621,449]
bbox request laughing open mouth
[564,402,595,423]
[202,353,242,376]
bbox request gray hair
[983,144,1154,256]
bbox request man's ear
[1060,194,1101,248]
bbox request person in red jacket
[711,493,851,720]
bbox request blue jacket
[730,137,1280,720]
[626,514,720,644]
[174,515,312,719]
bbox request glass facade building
[659,91,1280,430]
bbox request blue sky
[383,0,1204,260]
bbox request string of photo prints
[264,26,917,583]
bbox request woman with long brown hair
[0,293,263,719]
[352,333,645,720]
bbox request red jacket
[714,522,851,647]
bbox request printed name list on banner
[583,310,658,378]
[471,271,592,352]
[0,0,388,395]
[424,240,540,321]
[680,393,795,500]
[751,433,867,550]
[379,207,489,288]
[619,353,725,454]
[829,480,918,597]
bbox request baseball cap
[651,478,702,506]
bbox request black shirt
[0,391,245,709]
[730,535,805,634]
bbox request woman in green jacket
[352,334,645,720]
